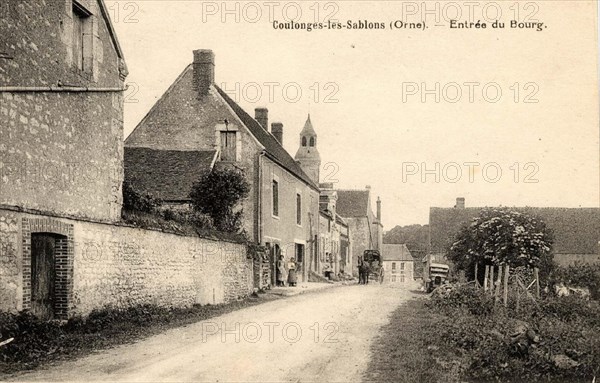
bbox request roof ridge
[214,85,319,191]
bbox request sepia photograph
[0,0,599,382]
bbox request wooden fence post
[489,266,495,295]
[503,264,509,307]
[534,267,540,298]
[484,265,489,292]
[515,277,521,313]
[474,263,479,288]
[495,266,502,303]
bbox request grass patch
[364,296,460,383]
[0,293,279,377]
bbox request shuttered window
[72,6,86,71]
[296,193,302,225]
[272,180,279,217]
[220,131,237,161]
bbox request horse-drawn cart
[359,250,384,284]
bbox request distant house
[125,49,320,284]
[381,244,414,284]
[429,198,600,266]
[317,183,351,278]
[336,187,383,276]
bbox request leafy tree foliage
[447,208,554,280]
[383,224,429,256]
[189,168,250,233]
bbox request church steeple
[295,114,321,184]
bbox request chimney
[193,49,214,97]
[455,197,465,209]
[271,122,283,144]
[255,108,268,130]
[376,196,381,222]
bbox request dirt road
[11,284,415,382]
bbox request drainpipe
[257,150,266,244]
[0,85,128,92]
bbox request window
[220,131,237,161]
[272,180,279,217]
[296,193,302,225]
[302,136,307,146]
[392,275,397,282]
[400,262,405,271]
[400,275,405,283]
[392,262,396,271]
[296,244,304,264]
[72,2,91,72]
[309,137,315,147]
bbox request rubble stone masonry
[0,210,253,318]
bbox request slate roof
[429,206,600,256]
[214,86,319,191]
[124,147,216,201]
[336,190,371,218]
[382,244,414,262]
[300,114,317,136]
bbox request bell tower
[294,114,321,184]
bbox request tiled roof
[429,206,600,256]
[382,244,414,261]
[214,86,319,191]
[124,147,216,201]
[336,190,370,217]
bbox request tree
[189,168,250,233]
[447,208,554,281]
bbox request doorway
[31,233,62,320]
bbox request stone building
[336,187,383,276]
[1,0,128,222]
[0,8,253,320]
[381,244,414,284]
[429,198,600,266]
[317,183,351,278]
[125,49,320,284]
[0,0,127,317]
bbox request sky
[105,0,599,228]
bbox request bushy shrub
[429,284,496,316]
[122,181,162,213]
[161,209,215,231]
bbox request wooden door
[31,234,56,320]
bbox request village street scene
[0,1,599,382]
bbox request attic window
[220,131,237,161]
[72,2,92,72]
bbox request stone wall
[0,209,253,318]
